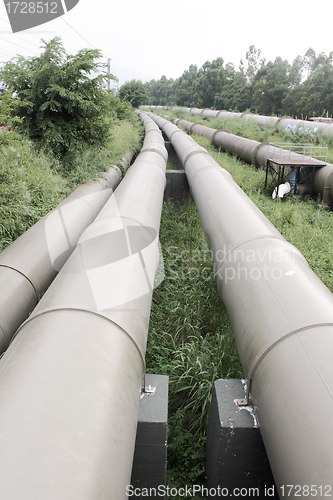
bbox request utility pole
[107,57,111,91]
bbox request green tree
[195,58,226,108]
[174,64,199,107]
[283,50,333,118]
[214,65,251,111]
[239,45,265,84]
[118,80,147,108]
[253,57,290,115]
[145,76,175,105]
[0,37,115,157]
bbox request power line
[60,17,100,52]
[0,35,39,55]
[0,20,41,49]
[59,16,116,72]
[0,16,43,41]
[0,50,19,60]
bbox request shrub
[0,37,116,158]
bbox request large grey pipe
[188,106,333,138]
[0,156,134,354]
[0,112,166,499]
[149,112,333,496]
[176,117,333,205]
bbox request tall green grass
[146,110,333,495]
[147,201,243,491]
[0,118,143,251]
[58,119,144,187]
[0,131,68,250]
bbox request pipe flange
[241,111,253,118]
[168,128,184,140]
[275,115,293,128]
[211,128,230,147]
[110,164,122,176]
[139,146,168,162]
[187,122,195,134]
[183,148,210,168]
[252,141,270,167]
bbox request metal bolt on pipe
[149,111,333,496]
[0,112,167,499]
[0,155,134,355]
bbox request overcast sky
[1,0,333,88]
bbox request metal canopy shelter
[265,143,328,196]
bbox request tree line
[144,46,333,118]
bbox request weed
[147,200,243,490]
[0,115,143,250]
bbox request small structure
[265,142,327,198]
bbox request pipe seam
[0,324,7,351]
[132,157,167,172]
[188,163,225,192]
[110,165,122,178]
[10,307,146,374]
[247,322,333,401]
[0,264,39,300]
[139,147,167,161]
[214,234,297,276]
[211,129,227,144]
[60,187,110,220]
[167,128,184,140]
[183,149,211,169]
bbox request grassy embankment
[0,119,143,251]
[145,108,333,495]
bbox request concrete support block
[130,374,169,498]
[206,379,278,498]
[164,170,191,205]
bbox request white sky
[0,0,332,88]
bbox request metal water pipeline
[173,116,333,204]
[175,117,263,166]
[161,109,333,199]
[203,122,333,204]
[241,112,280,127]
[189,107,203,115]
[0,155,135,355]
[149,111,333,495]
[0,111,167,499]
[216,110,242,119]
[176,118,217,141]
[202,109,220,118]
[276,115,333,138]
[210,106,333,138]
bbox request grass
[0,131,68,251]
[146,108,333,494]
[146,201,243,495]
[57,119,143,187]
[0,117,143,251]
